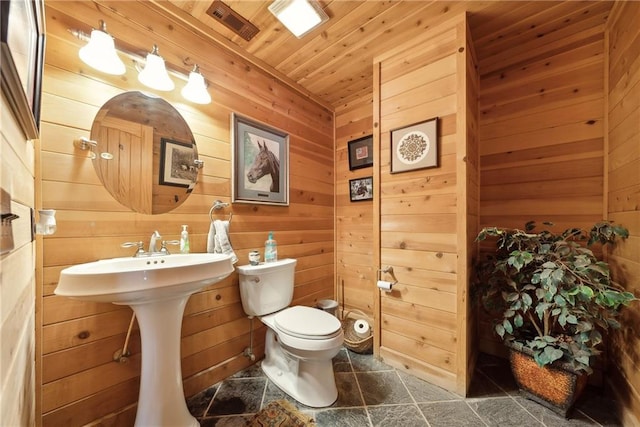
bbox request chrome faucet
[149,231,162,253]
[121,231,178,257]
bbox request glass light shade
[181,67,211,104]
[269,0,328,38]
[78,29,125,75]
[137,48,174,91]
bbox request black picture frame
[1,0,45,139]
[349,176,373,202]
[231,113,289,206]
[159,138,198,189]
[390,117,439,174]
[347,135,373,170]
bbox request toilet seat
[260,305,344,352]
[274,306,342,339]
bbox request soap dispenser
[264,231,277,263]
[180,225,190,254]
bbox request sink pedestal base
[130,296,198,427]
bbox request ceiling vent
[206,1,259,41]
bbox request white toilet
[237,258,344,407]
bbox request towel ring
[209,200,232,223]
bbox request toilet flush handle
[251,277,260,283]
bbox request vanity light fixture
[268,0,329,38]
[181,65,212,104]
[70,23,212,103]
[137,45,175,92]
[78,20,126,75]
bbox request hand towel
[213,220,238,264]
[206,221,216,253]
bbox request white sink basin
[55,252,235,427]
[55,253,234,304]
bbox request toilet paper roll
[377,280,393,291]
[353,319,370,338]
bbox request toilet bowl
[237,259,345,407]
[261,306,343,407]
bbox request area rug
[246,399,316,427]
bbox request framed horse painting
[231,113,289,205]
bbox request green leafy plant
[474,221,636,374]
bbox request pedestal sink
[55,253,235,427]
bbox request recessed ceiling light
[268,0,329,38]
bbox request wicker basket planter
[507,341,588,418]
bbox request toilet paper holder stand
[377,266,398,291]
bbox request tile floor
[186,349,622,426]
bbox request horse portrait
[233,114,288,205]
[246,139,280,193]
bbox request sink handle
[121,241,145,256]
[160,240,180,254]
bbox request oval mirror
[90,91,199,214]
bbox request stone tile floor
[186,350,622,426]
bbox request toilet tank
[237,258,297,317]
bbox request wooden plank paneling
[375,12,477,396]
[38,2,334,425]
[15,1,638,425]
[1,84,37,426]
[335,93,374,316]
[476,0,608,305]
[606,2,640,425]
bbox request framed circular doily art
[390,117,438,173]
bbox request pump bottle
[264,231,277,263]
[180,225,190,254]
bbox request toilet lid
[274,306,342,339]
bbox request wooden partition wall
[372,13,479,395]
[606,2,640,425]
[38,2,334,425]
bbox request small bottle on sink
[180,225,190,254]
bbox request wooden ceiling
[156,1,613,110]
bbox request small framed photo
[390,117,438,173]
[348,135,373,170]
[349,176,373,202]
[232,113,289,205]
[159,138,198,188]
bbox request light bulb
[78,21,125,75]
[181,65,211,104]
[137,45,174,91]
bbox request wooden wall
[373,12,478,396]
[475,1,610,357]
[335,94,374,319]
[21,0,640,424]
[606,2,640,425]
[1,94,37,427]
[38,1,334,425]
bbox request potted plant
[473,221,636,417]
